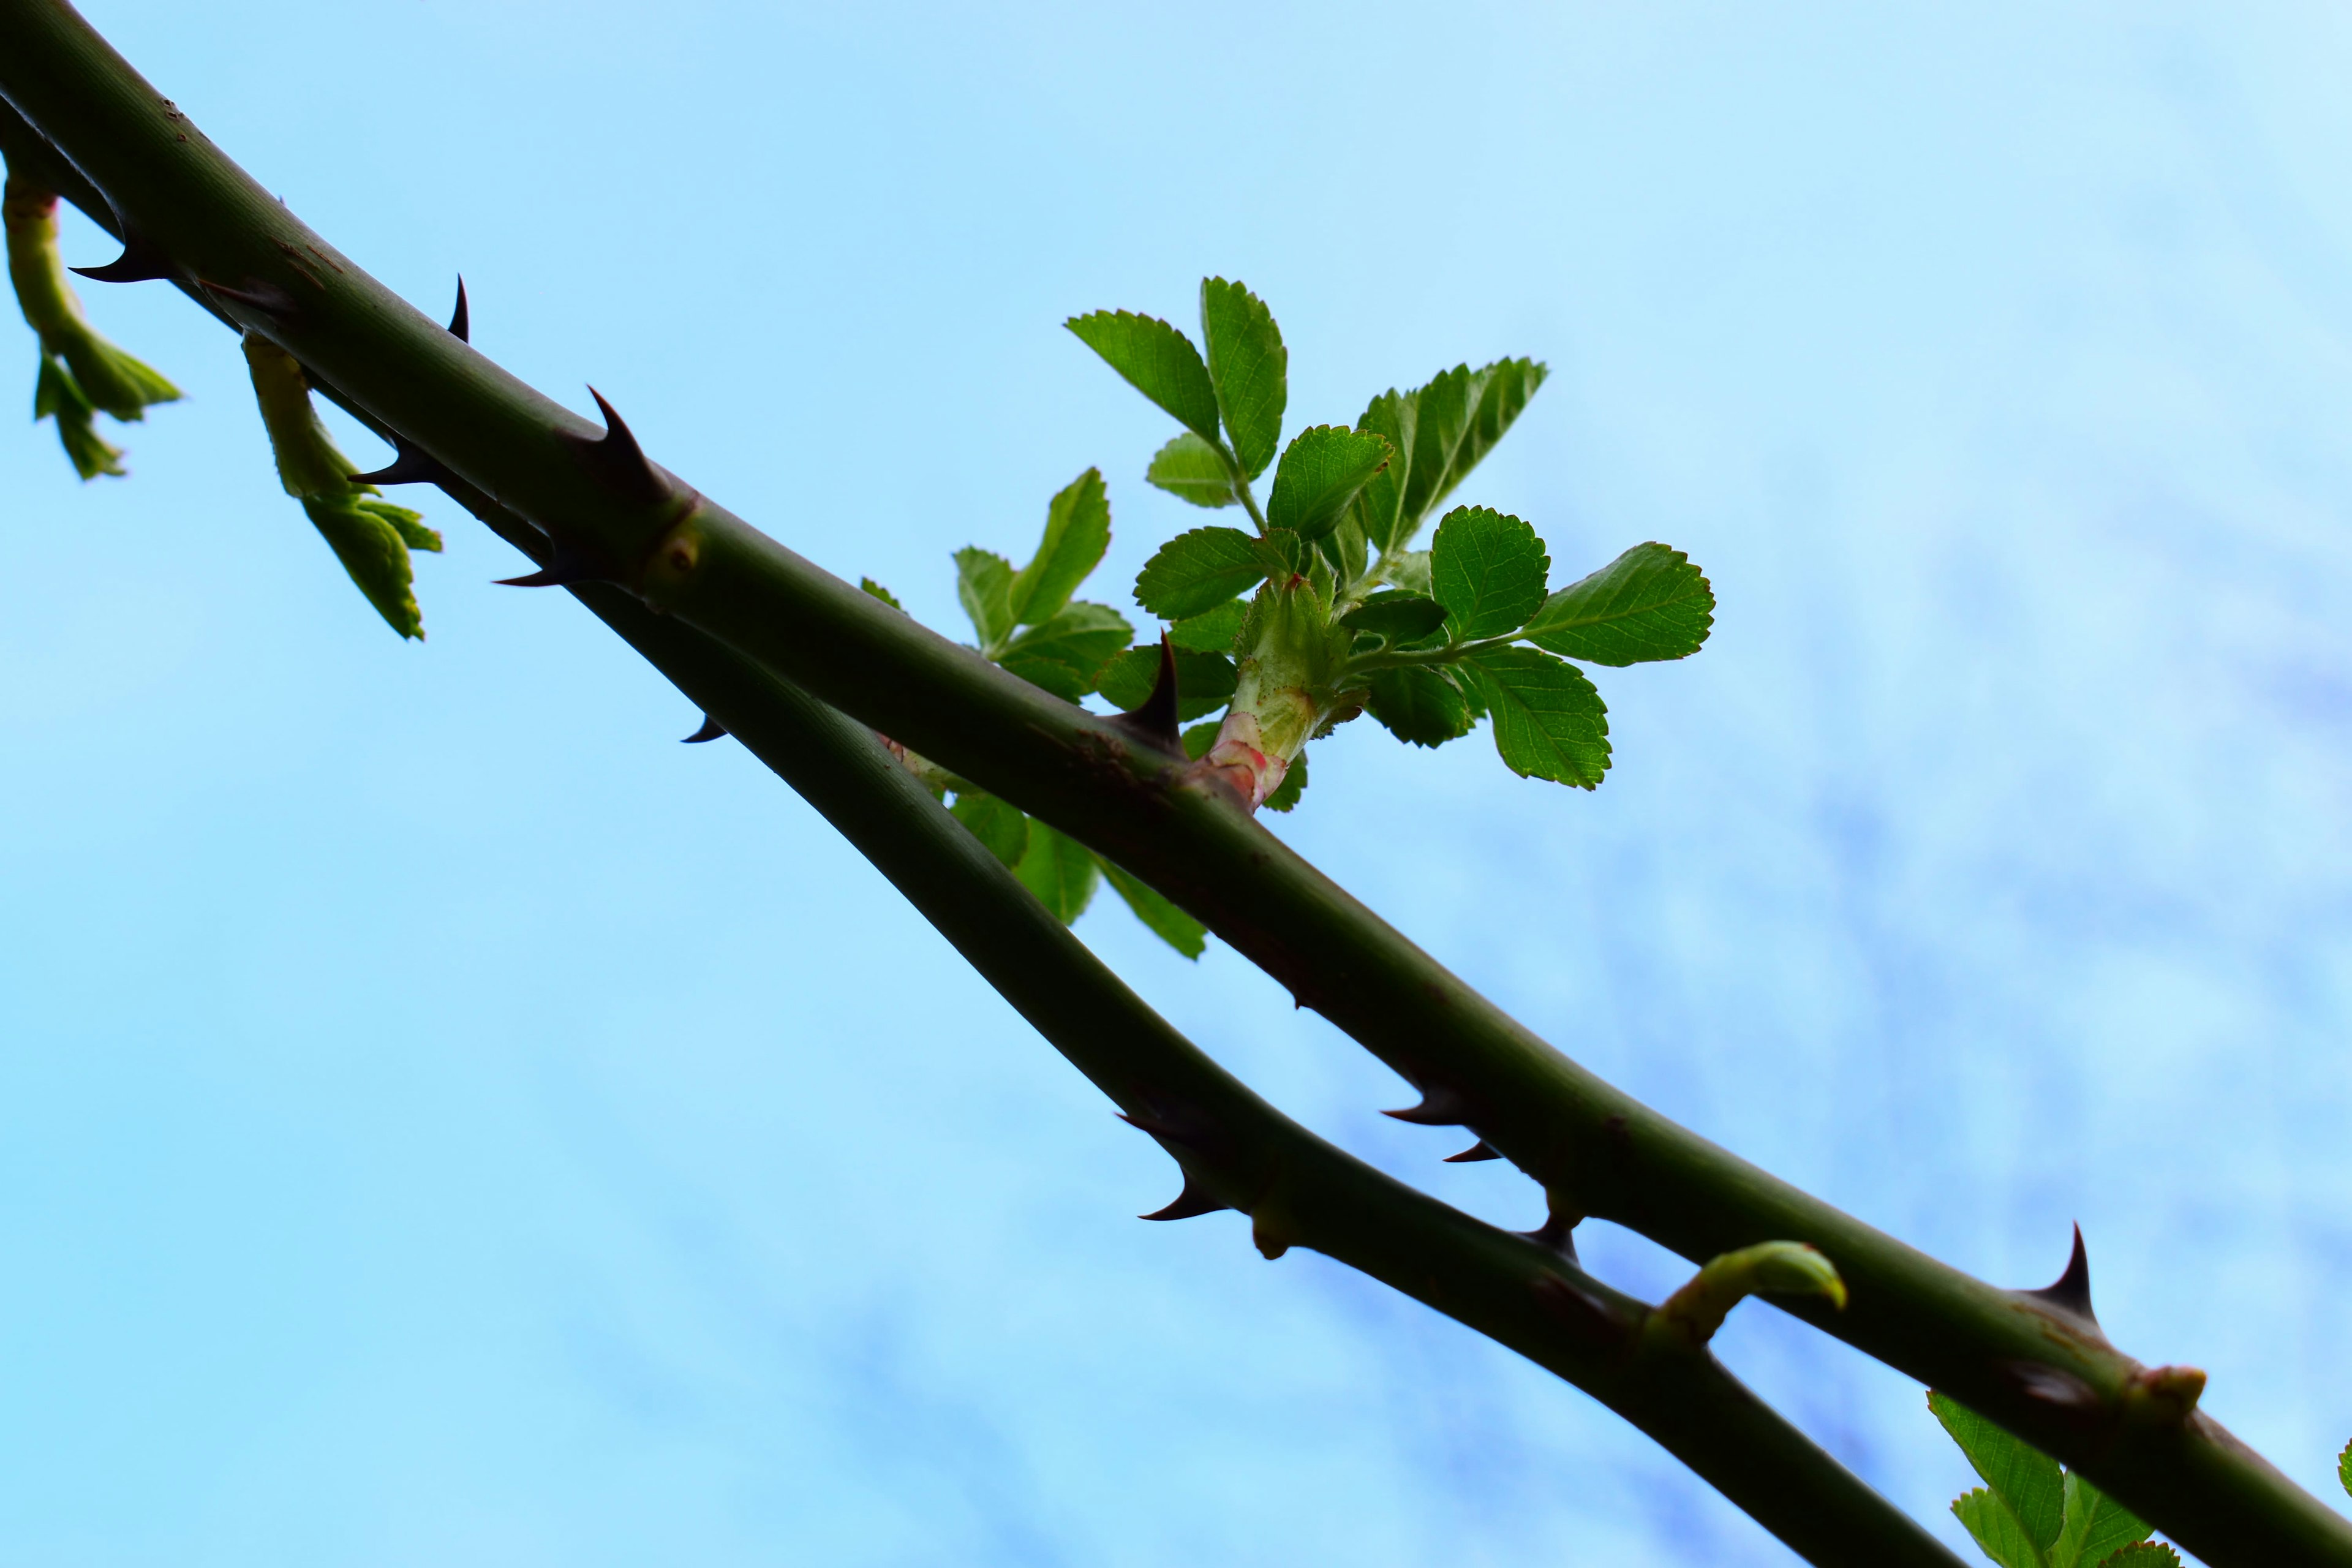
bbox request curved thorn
[1444,1140,1502,1163]
[1110,634,1183,755]
[1521,1212,1580,1260]
[349,437,453,488]
[1140,1173,1229,1222]
[496,546,603,589]
[2025,1223,2097,1324]
[447,276,470,342]
[1381,1082,1475,1126]
[681,714,727,744]
[567,385,670,506]
[70,233,175,284]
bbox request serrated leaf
[2339,1437,2350,1501]
[1170,599,1248,653]
[1431,506,1550,639]
[860,576,903,610]
[1014,820,1099,924]
[36,357,125,480]
[1266,424,1390,541]
[1066,310,1220,443]
[1929,1393,2065,1553]
[1466,646,1608,787]
[1262,747,1307,813]
[1399,357,1545,530]
[1134,527,1275,619]
[949,791,1030,869]
[954,546,1015,647]
[998,601,1132,699]
[1199,277,1286,479]
[1366,666,1472,748]
[1098,858,1207,959]
[372,500,442,553]
[1008,467,1112,628]
[1442,662,1488,722]
[1182,720,1221,760]
[1349,388,1417,554]
[2052,1472,2151,1568]
[2091,1547,2179,1568]
[1316,506,1369,587]
[1953,1489,2047,1568]
[1145,432,1235,508]
[1095,645,1238,721]
[1342,590,1449,646]
[303,493,424,639]
[1523,542,1715,665]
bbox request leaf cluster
[1928,1392,2176,1568]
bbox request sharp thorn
[1109,633,1183,755]
[496,546,604,589]
[1382,1082,1476,1127]
[1140,1172,1229,1222]
[1521,1213,1579,1261]
[70,232,177,284]
[565,385,671,506]
[447,276,470,342]
[2024,1223,2097,1324]
[682,714,727,744]
[349,436,454,488]
[1444,1140,1502,1163]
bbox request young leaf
[1316,507,1369,587]
[1951,1489,2046,1568]
[1098,858,1207,959]
[1134,527,1274,619]
[1008,467,1111,628]
[1262,747,1307,813]
[998,601,1132,699]
[1199,277,1286,479]
[1265,425,1390,541]
[377,501,442,554]
[1341,590,1448,646]
[1399,358,1545,529]
[303,494,424,639]
[1181,720,1221,760]
[2052,1472,2152,1568]
[2339,1436,2351,1500]
[1387,549,1433,597]
[1065,309,1221,443]
[860,576,904,611]
[2090,1547,2179,1567]
[1365,666,1472,748]
[1145,432,1236,508]
[1014,820,1100,923]
[954,546,1016,647]
[1169,598,1248,653]
[1466,647,1608,787]
[1095,644,1237,720]
[1929,1392,2066,1553]
[1349,388,1417,553]
[949,791,1030,869]
[1522,542,1715,665]
[34,356,124,479]
[1431,506,1550,640]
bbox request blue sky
[5,2,2352,1562]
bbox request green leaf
[949,791,1030,869]
[1134,526,1275,619]
[1098,858,1207,959]
[1007,467,1112,628]
[55,325,180,422]
[954,546,1016,647]
[2339,1437,2351,1501]
[1929,1392,2066,1553]
[1145,432,1236,508]
[1169,599,1248,653]
[1095,644,1238,721]
[1365,666,1472,748]
[302,493,424,639]
[34,356,125,480]
[1066,310,1221,443]
[1387,549,1433,597]
[1182,720,1221,760]
[1341,590,1448,646]
[1316,507,1369,587]
[1199,277,1286,479]
[1442,662,1488,720]
[1400,357,1545,531]
[2052,1473,2151,1568]
[1349,388,1416,553]
[998,601,1133,699]
[1262,748,1307,813]
[859,576,903,611]
[1014,820,1100,924]
[1431,506,1550,640]
[1953,1489,2048,1568]
[1466,646,1608,787]
[372,500,442,554]
[1265,424,1391,541]
[1523,542,1715,665]
[2091,1547,2178,1568]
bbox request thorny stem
[2,7,2342,1560]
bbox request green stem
[1,9,2336,1559]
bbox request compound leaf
[1366,665,1472,748]
[1098,858,1208,959]
[1930,1393,2065,1553]
[1169,598,1248,653]
[1145,432,1236,508]
[1199,277,1286,479]
[955,546,1016,647]
[2052,1473,2151,1568]
[1431,506,1550,640]
[1134,526,1275,619]
[998,601,1132,699]
[1266,424,1390,541]
[303,494,423,639]
[1342,590,1448,646]
[1466,646,1608,787]
[1399,357,1545,529]
[1349,387,1417,553]
[1009,467,1111,628]
[949,791,1031,869]
[1095,644,1238,721]
[1066,310,1221,442]
[1952,1489,2046,1568]
[1523,541,1714,665]
[1014,820,1101,924]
